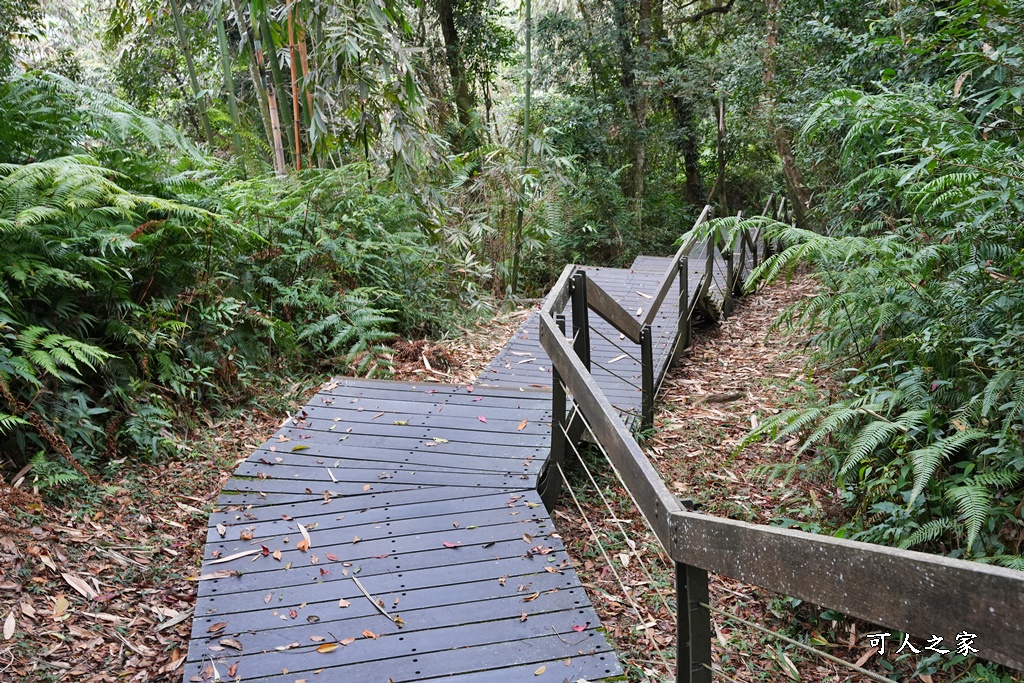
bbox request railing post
[571,271,591,372]
[640,324,654,432]
[725,245,734,315]
[674,256,690,363]
[676,560,712,683]
[542,314,568,510]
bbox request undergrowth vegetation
[0,73,480,486]
[710,0,1024,569]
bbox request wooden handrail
[539,238,1024,671]
[585,277,644,343]
[539,306,682,546]
[670,509,1024,669]
[643,205,713,327]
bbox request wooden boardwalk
[184,249,736,682]
[185,381,620,682]
[482,250,733,425]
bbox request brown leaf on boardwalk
[442,541,461,549]
[296,538,310,552]
[239,529,253,541]
[219,638,243,650]
[339,637,356,646]
[227,662,238,677]
[338,599,351,608]
[522,592,540,602]
[518,419,528,431]
[498,575,508,586]
[534,665,546,675]
[522,533,533,543]
[273,549,283,561]
[325,553,339,561]
[352,536,360,544]
[362,629,379,640]
[264,593,273,604]
[207,622,227,634]
[316,643,339,653]
[520,611,528,622]
[363,484,371,491]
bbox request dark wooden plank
[191,567,584,639]
[223,469,525,495]
[421,652,621,682]
[196,523,566,587]
[208,486,522,528]
[249,432,549,460]
[204,495,550,548]
[669,509,1024,670]
[244,447,543,477]
[193,536,576,604]
[205,623,615,682]
[193,562,584,629]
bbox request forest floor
[0,286,987,682]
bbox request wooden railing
[537,207,1024,680]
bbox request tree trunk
[763,0,809,223]
[216,15,244,160]
[250,2,287,174]
[231,0,275,152]
[715,93,729,213]
[672,96,705,205]
[168,0,215,147]
[611,0,650,202]
[433,0,476,149]
[288,3,302,170]
[260,12,295,164]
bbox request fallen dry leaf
[534,665,546,675]
[316,643,339,654]
[362,629,379,640]
[61,572,98,599]
[219,638,243,651]
[3,611,15,640]
[518,419,528,431]
[207,622,227,634]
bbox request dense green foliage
[2,0,1021,596]
[714,0,1024,568]
[0,72,469,483]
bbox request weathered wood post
[676,499,712,683]
[674,256,690,363]
[640,324,654,432]
[542,313,568,509]
[571,271,591,371]
[676,560,712,683]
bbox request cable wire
[703,603,894,683]
[559,417,676,622]
[554,460,675,676]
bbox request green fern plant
[734,83,1024,566]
